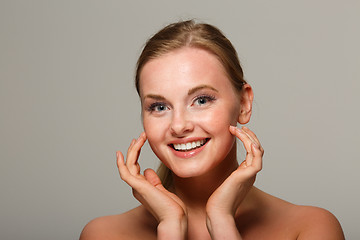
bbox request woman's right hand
[117,132,187,240]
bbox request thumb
[144,168,163,188]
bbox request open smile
[169,138,210,152]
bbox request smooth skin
[80,48,344,240]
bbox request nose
[170,109,194,136]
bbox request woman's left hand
[205,126,264,239]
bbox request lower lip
[170,140,209,159]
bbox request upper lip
[168,137,209,145]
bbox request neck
[171,144,239,210]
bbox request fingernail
[116,151,119,158]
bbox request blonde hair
[135,20,246,189]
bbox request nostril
[169,111,195,135]
[170,121,194,136]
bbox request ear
[238,84,253,124]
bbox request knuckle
[119,173,126,181]
[119,170,129,181]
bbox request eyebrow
[187,84,218,95]
[143,84,218,101]
[143,94,166,101]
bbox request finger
[242,127,264,154]
[128,138,136,150]
[144,168,185,210]
[126,133,146,163]
[230,126,262,167]
[116,151,124,168]
[144,169,172,195]
[241,127,260,146]
[116,151,132,183]
[117,150,146,189]
[240,127,261,155]
[229,126,253,154]
[130,172,183,221]
[239,159,247,169]
[247,142,263,172]
[126,132,147,174]
[125,138,137,168]
[144,168,163,187]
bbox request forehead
[139,47,234,96]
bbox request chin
[172,169,204,179]
[168,159,219,179]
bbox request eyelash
[145,94,217,113]
[193,94,216,106]
[146,102,168,112]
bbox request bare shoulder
[79,206,157,240]
[265,191,345,239]
[244,188,345,239]
[293,205,345,240]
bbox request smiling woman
[140,47,244,180]
[80,20,345,240]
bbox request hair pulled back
[136,20,246,95]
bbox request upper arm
[297,207,345,240]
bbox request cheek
[143,116,168,152]
[143,118,172,166]
[199,105,238,130]
[143,118,158,141]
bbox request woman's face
[139,47,242,178]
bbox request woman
[80,20,344,239]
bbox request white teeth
[186,142,192,149]
[173,139,207,151]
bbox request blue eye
[194,95,216,106]
[148,102,168,112]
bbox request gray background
[1,0,359,239]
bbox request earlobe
[238,84,253,124]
